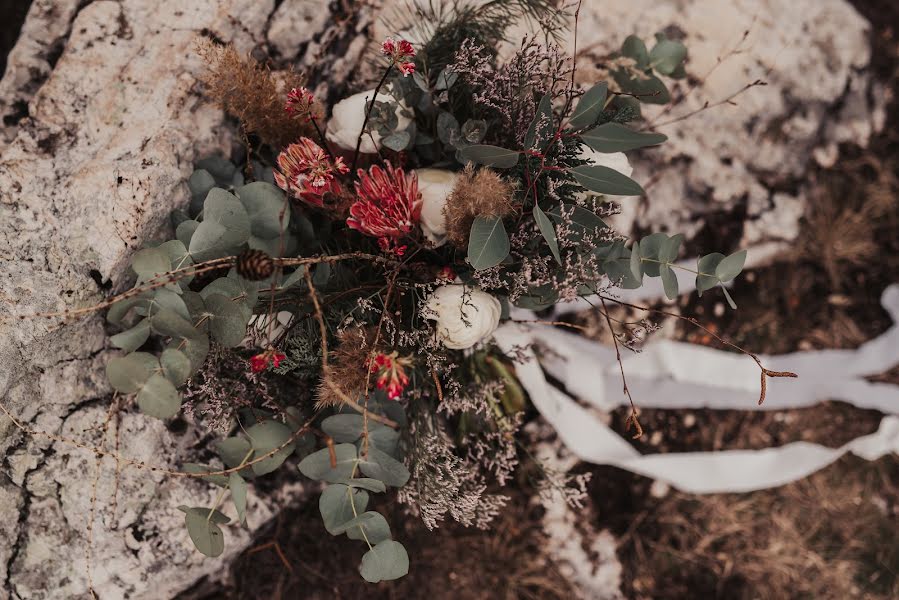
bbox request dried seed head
[444,165,516,248]
[235,249,275,281]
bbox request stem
[351,65,394,173]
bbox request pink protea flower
[368,351,411,400]
[273,137,348,207]
[285,87,316,120]
[347,163,421,252]
[380,37,416,77]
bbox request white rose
[326,89,411,154]
[416,168,458,246]
[577,148,634,202]
[425,284,502,350]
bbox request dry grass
[196,39,316,150]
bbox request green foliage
[569,82,608,129]
[571,164,645,196]
[467,215,510,270]
[533,204,561,264]
[458,144,521,168]
[179,506,230,558]
[612,33,687,106]
[580,123,667,153]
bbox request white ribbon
[494,284,899,494]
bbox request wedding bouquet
[90,0,758,583]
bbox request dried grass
[196,39,316,149]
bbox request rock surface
[0,0,883,598]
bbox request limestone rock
[0,1,319,598]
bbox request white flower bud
[326,89,411,154]
[425,285,502,350]
[416,168,458,246]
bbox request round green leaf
[715,249,747,282]
[298,444,358,483]
[359,540,409,583]
[181,506,229,557]
[358,447,410,488]
[205,293,250,348]
[137,374,181,419]
[106,352,158,394]
[649,39,688,75]
[189,188,250,262]
[319,484,370,535]
[160,348,191,385]
[696,253,726,294]
[246,420,295,476]
[321,414,364,443]
[109,319,150,353]
[344,511,391,544]
[236,181,289,239]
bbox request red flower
[250,348,287,373]
[368,351,411,400]
[347,163,421,252]
[437,266,457,281]
[274,137,348,207]
[380,37,416,77]
[285,87,316,120]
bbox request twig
[599,296,643,439]
[351,64,393,172]
[302,268,399,429]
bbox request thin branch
[599,296,643,439]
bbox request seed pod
[235,248,275,281]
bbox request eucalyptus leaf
[696,253,726,295]
[601,241,642,289]
[321,414,364,443]
[621,35,649,69]
[570,82,608,129]
[630,240,643,281]
[358,447,409,488]
[150,307,199,339]
[458,145,520,168]
[649,38,688,75]
[345,511,391,544]
[721,285,738,310]
[176,220,200,248]
[581,122,667,153]
[236,181,289,239]
[160,347,191,385]
[382,131,411,152]
[137,374,181,419]
[205,293,250,348]
[298,443,358,483]
[106,352,158,394]
[107,296,150,326]
[533,204,561,264]
[319,484,369,535]
[189,188,251,262]
[359,540,409,583]
[181,506,229,558]
[245,420,295,476]
[229,472,248,525]
[110,319,151,353]
[715,249,747,282]
[571,165,645,196]
[636,232,669,277]
[467,216,510,270]
[132,247,170,282]
[216,437,253,469]
[337,478,388,493]
[660,263,679,300]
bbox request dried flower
[348,163,422,252]
[285,86,316,120]
[274,137,349,207]
[369,351,412,400]
[381,37,416,76]
[437,266,457,281]
[444,165,516,248]
[196,39,313,149]
[249,348,286,373]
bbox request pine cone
[235,248,275,281]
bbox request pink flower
[368,352,411,400]
[285,87,316,120]
[250,348,287,373]
[380,37,416,77]
[273,137,348,207]
[347,163,421,252]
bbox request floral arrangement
[40,0,785,584]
